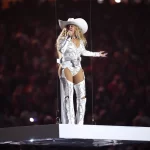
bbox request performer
[56,18,107,125]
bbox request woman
[56,18,107,125]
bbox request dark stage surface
[0,124,150,149]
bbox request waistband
[57,58,81,68]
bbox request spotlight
[97,0,104,4]
[115,0,121,3]
[29,139,34,142]
[29,118,34,122]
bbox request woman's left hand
[99,51,108,57]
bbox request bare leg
[59,67,75,124]
[73,68,86,124]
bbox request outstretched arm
[81,49,100,57]
[81,43,107,57]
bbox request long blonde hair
[56,25,87,53]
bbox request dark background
[0,0,150,129]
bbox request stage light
[29,139,34,142]
[97,0,104,4]
[115,0,121,3]
[29,118,34,122]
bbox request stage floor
[0,124,150,148]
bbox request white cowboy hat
[58,18,88,34]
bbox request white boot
[74,80,86,125]
[59,69,75,124]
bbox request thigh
[58,65,62,78]
[73,68,85,84]
[58,67,73,82]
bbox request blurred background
[0,0,150,130]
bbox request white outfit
[57,36,100,124]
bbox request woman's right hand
[67,30,73,37]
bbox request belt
[57,57,81,67]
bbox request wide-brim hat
[58,18,88,34]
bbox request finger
[102,54,107,57]
[100,51,105,53]
[102,52,107,55]
[103,52,107,54]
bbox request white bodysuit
[57,36,100,76]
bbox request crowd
[0,0,150,129]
